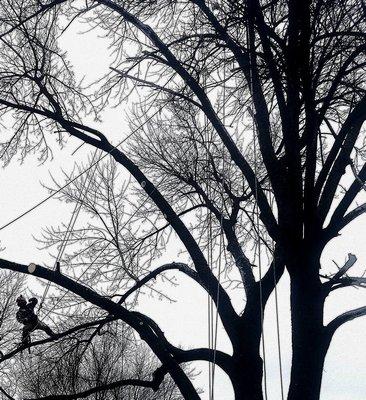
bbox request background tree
[0,1,366,400]
[18,321,188,400]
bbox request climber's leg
[37,321,55,337]
[21,324,33,345]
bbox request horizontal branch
[0,316,116,364]
[329,276,366,291]
[24,367,167,400]
[172,347,233,375]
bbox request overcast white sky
[0,17,365,400]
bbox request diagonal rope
[16,75,178,338]
[0,73,178,233]
[35,177,162,326]
[39,149,100,311]
[55,149,100,264]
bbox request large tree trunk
[230,305,264,400]
[287,256,330,400]
[231,351,264,400]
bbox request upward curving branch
[326,306,366,338]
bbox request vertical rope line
[206,178,213,400]
[211,45,227,396]
[273,253,285,400]
[209,212,214,400]
[193,8,213,396]
[253,131,268,400]
[198,7,216,395]
[269,195,285,400]
[199,17,214,396]
[246,13,268,400]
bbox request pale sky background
[0,17,365,400]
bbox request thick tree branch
[0,387,15,400]
[322,253,357,292]
[131,311,233,375]
[173,347,233,375]
[111,68,203,109]
[330,253,357,281]
[322,253,366,292]
[184,175,256,292]
[261,246,285,304]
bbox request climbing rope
[246,9,285,399]
[211,48,228,398]
[194,7,215,395]
[8,76,178,347]
[246,14,269,400]
[31,172,164,334]
[38,149,100,312]
[0,73,177,233]
[269,195,285,400]
[273,249,285,399]
[203,67,214,400]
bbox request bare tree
[0,1,366,400]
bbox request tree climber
[16,295,55,345]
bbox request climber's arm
[28,298,38,310]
